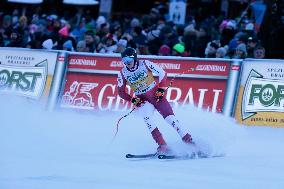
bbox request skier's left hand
[155,87,165,102]
[131,97,144,107]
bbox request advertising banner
[0,48,58,102]
[0,64,47,99]
[235,59,284,127]
[61,53,237,113]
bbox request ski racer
[117,47,195,155]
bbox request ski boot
[156,144,171,155]
[182,133,207,158]
[182,133,193,144]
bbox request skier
[117,47,194,155]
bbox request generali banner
[235,59,284,127]
[0,48,58,101]
[60,53,236,113]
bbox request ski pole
[165,67,195,91]
[113,107,136,141]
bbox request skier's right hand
[155,87,165,102]
[131,97,144,107]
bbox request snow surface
[1,96,284,189]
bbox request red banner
[61,54,231,112]
[68,54,230,76]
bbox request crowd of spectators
[0,4,267,59]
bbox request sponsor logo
[231,65,240,70]
[267,68,284,79]
[61,81,98,109]
[69,58,96,66]
[110,61,124,67]
[156,63,181,70]
[4,55,35,65]
[242,69,284,120]
[196,64,226,72]
[57,56,65,62]
[61,81,223,112]
[126,71,146,83]
[0,61,47,99]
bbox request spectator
[233,43,247,59]
[96,16,109,39]
[29,24,38,35]
[182,25,197,57]
[196,27,211,57]
[55,23,76,50]
[147,29,160,42]
[42,39,54,50]
[172,43,188,56]
[244,22,256,37]
[235,33,248,45]
[58,25,69,37]
[70,18,87,41]
[205,40,220,58]
[133,26,147,48]
[14,16,29,45]
[84,30,97,53]
[146,29,161,55]
[25,40,36,49]
[121,31,136,49]
[6,30,23,47]
[247,36,259,58]
[114,39,127,53]
[0,33,4,47]
[137,45,149,55]
[216,47,228,58]
[63,40,74,51]
[149,7,160,25]
[49,18,61,39]
[220,20,236,46]
[130,18,141,29]
[11,9,19,25]
[45,15,54,33]
[0,4,276,59]
[160,25,179,49]
[159,45,171,56]
[96,16,106,31]
[97,33,117,53]
[76,40,89,52]
[2,15,13,45]
[111,21,123,41]
[132,26,148,55]
[253,45,265,59]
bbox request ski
[158,153,225,160]
[126,152,225,159]
[158,154,193,159]
[126,153,157,158]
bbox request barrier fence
[0,47,283,127]
[60,52,241,115]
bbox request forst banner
[60,53,235,113]
[0,48,58,102]
[235,59,284,127]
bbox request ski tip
[125,154,134,158]
[157,155,165,159]
[125,153,157,158]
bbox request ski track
[0,97,284,189]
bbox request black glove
[155,88,165,102]
[131,97,144,107]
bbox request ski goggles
[122,56,134,65]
